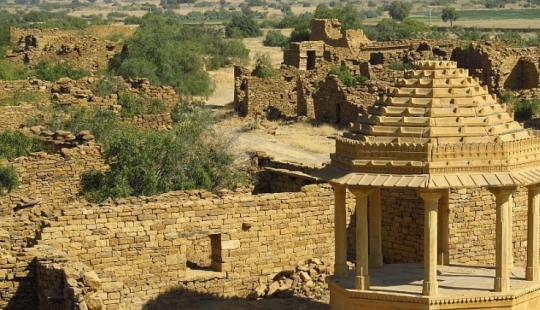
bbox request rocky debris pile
[35,246,106,310]
[248,258,331,300]
[27,126,96,148]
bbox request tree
[441,7,458,26]
[225,11,262,38]
[110,14,249,96]
[314,4,363,30]
[387,1,412,21]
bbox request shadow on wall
[5,258,38,310]
[143,287,329,310]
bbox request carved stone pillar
[489,187,516,292]
[527,185,540,281]
[438,189,450,266]
[332,184,348,278]
[417,189,445,297]
[349,187,373,290]
[369,188,383,268]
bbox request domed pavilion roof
[318,60,540,188]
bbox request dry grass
[217,114,344,156]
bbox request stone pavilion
[318,60,540,309]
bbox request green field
[413,8,540,22]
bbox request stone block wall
[0,105,39,130]
[34,184,344,309]
[309,19,370,51]
[235,74,298,117]
[448,187,528,265]
[283,41,325,70]
[8,27,130,74]
[0,77,179,130]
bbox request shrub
[0,165,18,195]
[0,130,43,159]
[514,99,540,120]
[80,100,247,202]
[0,60,31,81]
[34,61,90,82]
[263,30,289,49]
[47,108,120,145]
[253,52,277,78]
[118,92,146,117]
[327,64,368,87]
[93,75,126,97]
[110,14,248,96]
[388,61,414,71]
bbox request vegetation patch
[0,165,18,196]
[0,130,43,159]
[34,61,90,82]
[327,64,368,87]
[80,100,247,202]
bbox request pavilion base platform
[327,263,540,310]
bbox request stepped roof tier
[318,60,540,188]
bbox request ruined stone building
[235,19,540,126]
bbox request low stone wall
[234,70,298,117]
[35,184,348,309]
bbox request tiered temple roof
[319,60,540,188]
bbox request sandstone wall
[8,26,135,74]
[35,184,348,309]
[0,77,178,130]
[236,74,298,117]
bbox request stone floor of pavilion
[327,263,540,310]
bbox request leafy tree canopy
[225,9,262,38]
[109,13,249,96]
[314,4,363,30]
[441,7,459,26]
[387,1,412,21]
[364,18,429,41]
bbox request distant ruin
[234,19,540,125]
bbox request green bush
[263,30,289,49]
[253,52,277,78]
[47,108,120,145]
[365,18,429,41]
[514,99,540,120]
[327,64,368,87]
[0,60,31,81]
[225,11,262,38]
[0,165,18,195]
[80,100,247,202]
[118,92,169,117]
[110,14,248,96]
[118,92,146,117]
[388,61,414,71]
[93,75,126,97]
[34,61,90,82]
[0,130,43,159]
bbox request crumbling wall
[0,77,178,130]
[233,67,298,117]
[34,184,345,309]
[309,19,370,52]
[8,26,133,74]
[313,76,374,125]
[283,41,325,70]
[0,130,106,216]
